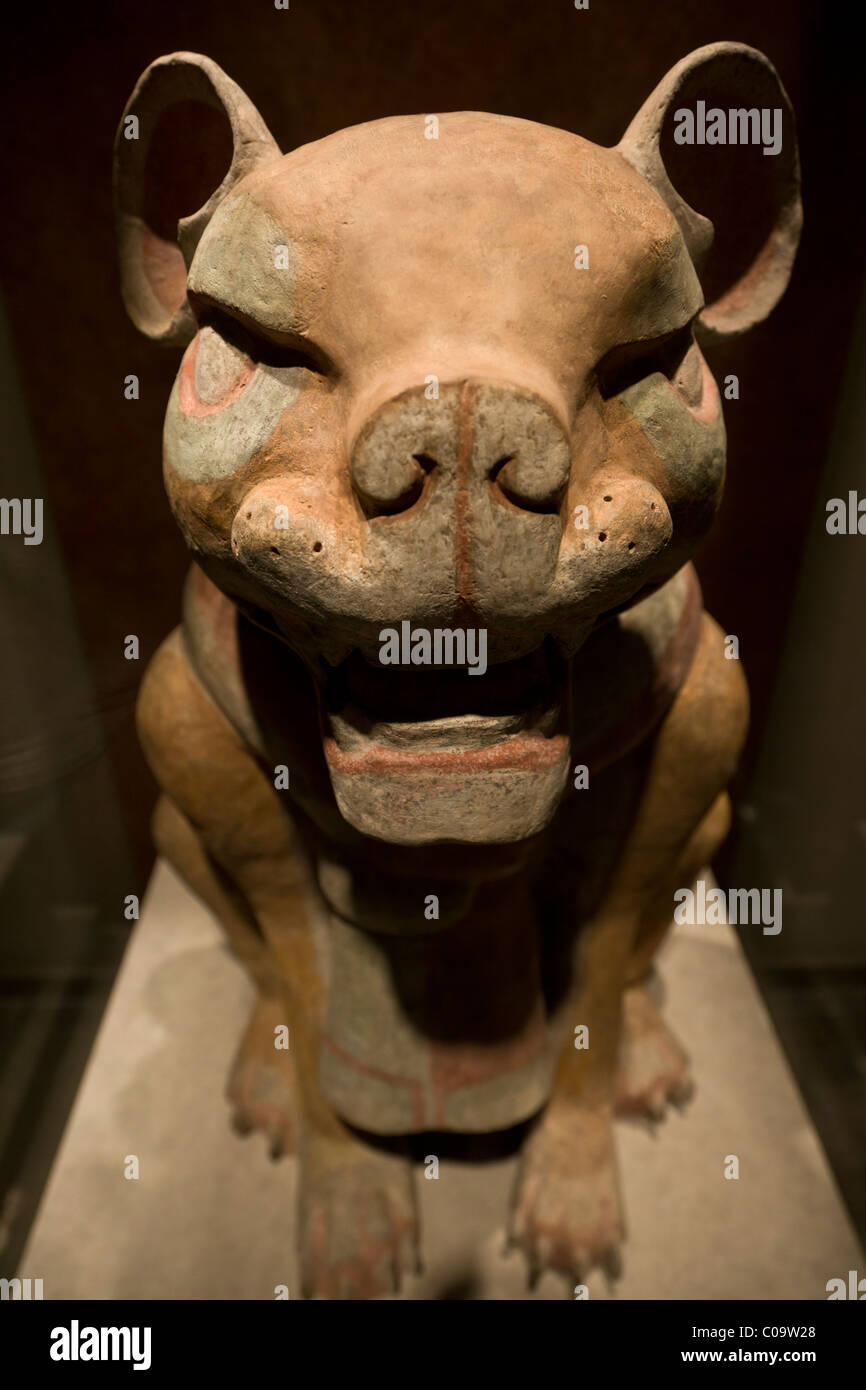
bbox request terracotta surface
[113,44,801,1297]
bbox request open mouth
[322,637,567,767]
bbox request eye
[251,336,327,375]
[179,310,328,416]
[204,308,328,377]
[596,323,699,402]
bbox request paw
[508,1105,624,1287]
[227,995,298,1158]
[299,1134,420,1299]
[615,983,694,1120]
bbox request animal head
[115,44,800,847]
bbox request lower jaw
[322,730,571,845]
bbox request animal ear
[114,52,282,345]
[617,42,802,343]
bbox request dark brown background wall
[1,0,862,883]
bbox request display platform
[19,861,863,1300]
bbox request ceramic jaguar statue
[113,41,801,1298]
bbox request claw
[670,1076,695,1108]
[299,1143,420,1299]
[535,1235,554,1270]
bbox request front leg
[510,613,748,1288]
[508,903,633,1285]
[138,629,420,1299]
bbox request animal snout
[349,381,571,519]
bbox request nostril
[312,541,323,553]
[598,532,607,542]
[492,451,567,514]
[350,431,431,518]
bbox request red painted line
[455,381,476,610]
[322,1035,427,1128]
[323,731,568,775]
[429,1026,551,1128]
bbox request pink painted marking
[178,332,256,418]
[322,1035,426,1128]
[455,381,476,609]
[323,730,568,776]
